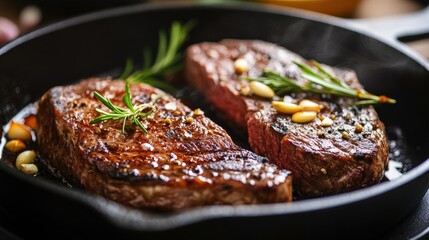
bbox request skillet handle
[349,6,429,43]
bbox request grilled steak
[185,39,389,197]
[36,78,292,211]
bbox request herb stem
[247,60,396,106]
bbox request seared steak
[185,39,389,197]
[36,78,292,211]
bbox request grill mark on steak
[185,39,389,197]
[36,78,292,211]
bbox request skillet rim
[0,1,428,231]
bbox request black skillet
[0,2,428,240]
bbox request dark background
[1,0,428,58]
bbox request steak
[36,78,292,211]
[185,39,389,197]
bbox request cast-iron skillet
[0,3,428,239]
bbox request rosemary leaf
[137,77,177,92]
[123,81,135,112]
[294,61,357,97]
[121,20,195,91]
[310,60,348,87]
[90,82,156,133]
[100,97,127,114]
[132,117,148,134]
[93,92,117,112]
[247,61,396,106]
[354,99,380,106]
[118,58,134,80]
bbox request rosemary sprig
[90,82,157,133]
[247,61,396,106]
[90,21,193,133]
[121,21,195,90]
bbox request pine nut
[5,140,26,153]
[16,150,36,168]
[240,86,251,96]
[185,117,194,124]
[345,113,352,120]
[342,131,350,139]
[320,117,333,127]
[164,118,172,125]
[355,124,363,133]
[234,58,248,74]
[299,99,322,112]
[193,108,204,116]
[292,111,317,123]
[271,101,301,114]
[7,121,32,141]
[250,81,275,98]
[19,163,38,175]
[330,114,336,120]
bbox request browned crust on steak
[248,107,388,196]
[185,39,389,197]
[36,78,292,210]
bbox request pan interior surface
[0,3,428,239]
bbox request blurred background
[0,0,428,59]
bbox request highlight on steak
[185,39,389,197]
[35,78,292,211]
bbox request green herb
[91,21,193,133]
[246,60,396,106]
[90,82,158,133]
[121,21,195,91]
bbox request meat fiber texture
[185,39,389,197]
[36,78,292,211]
